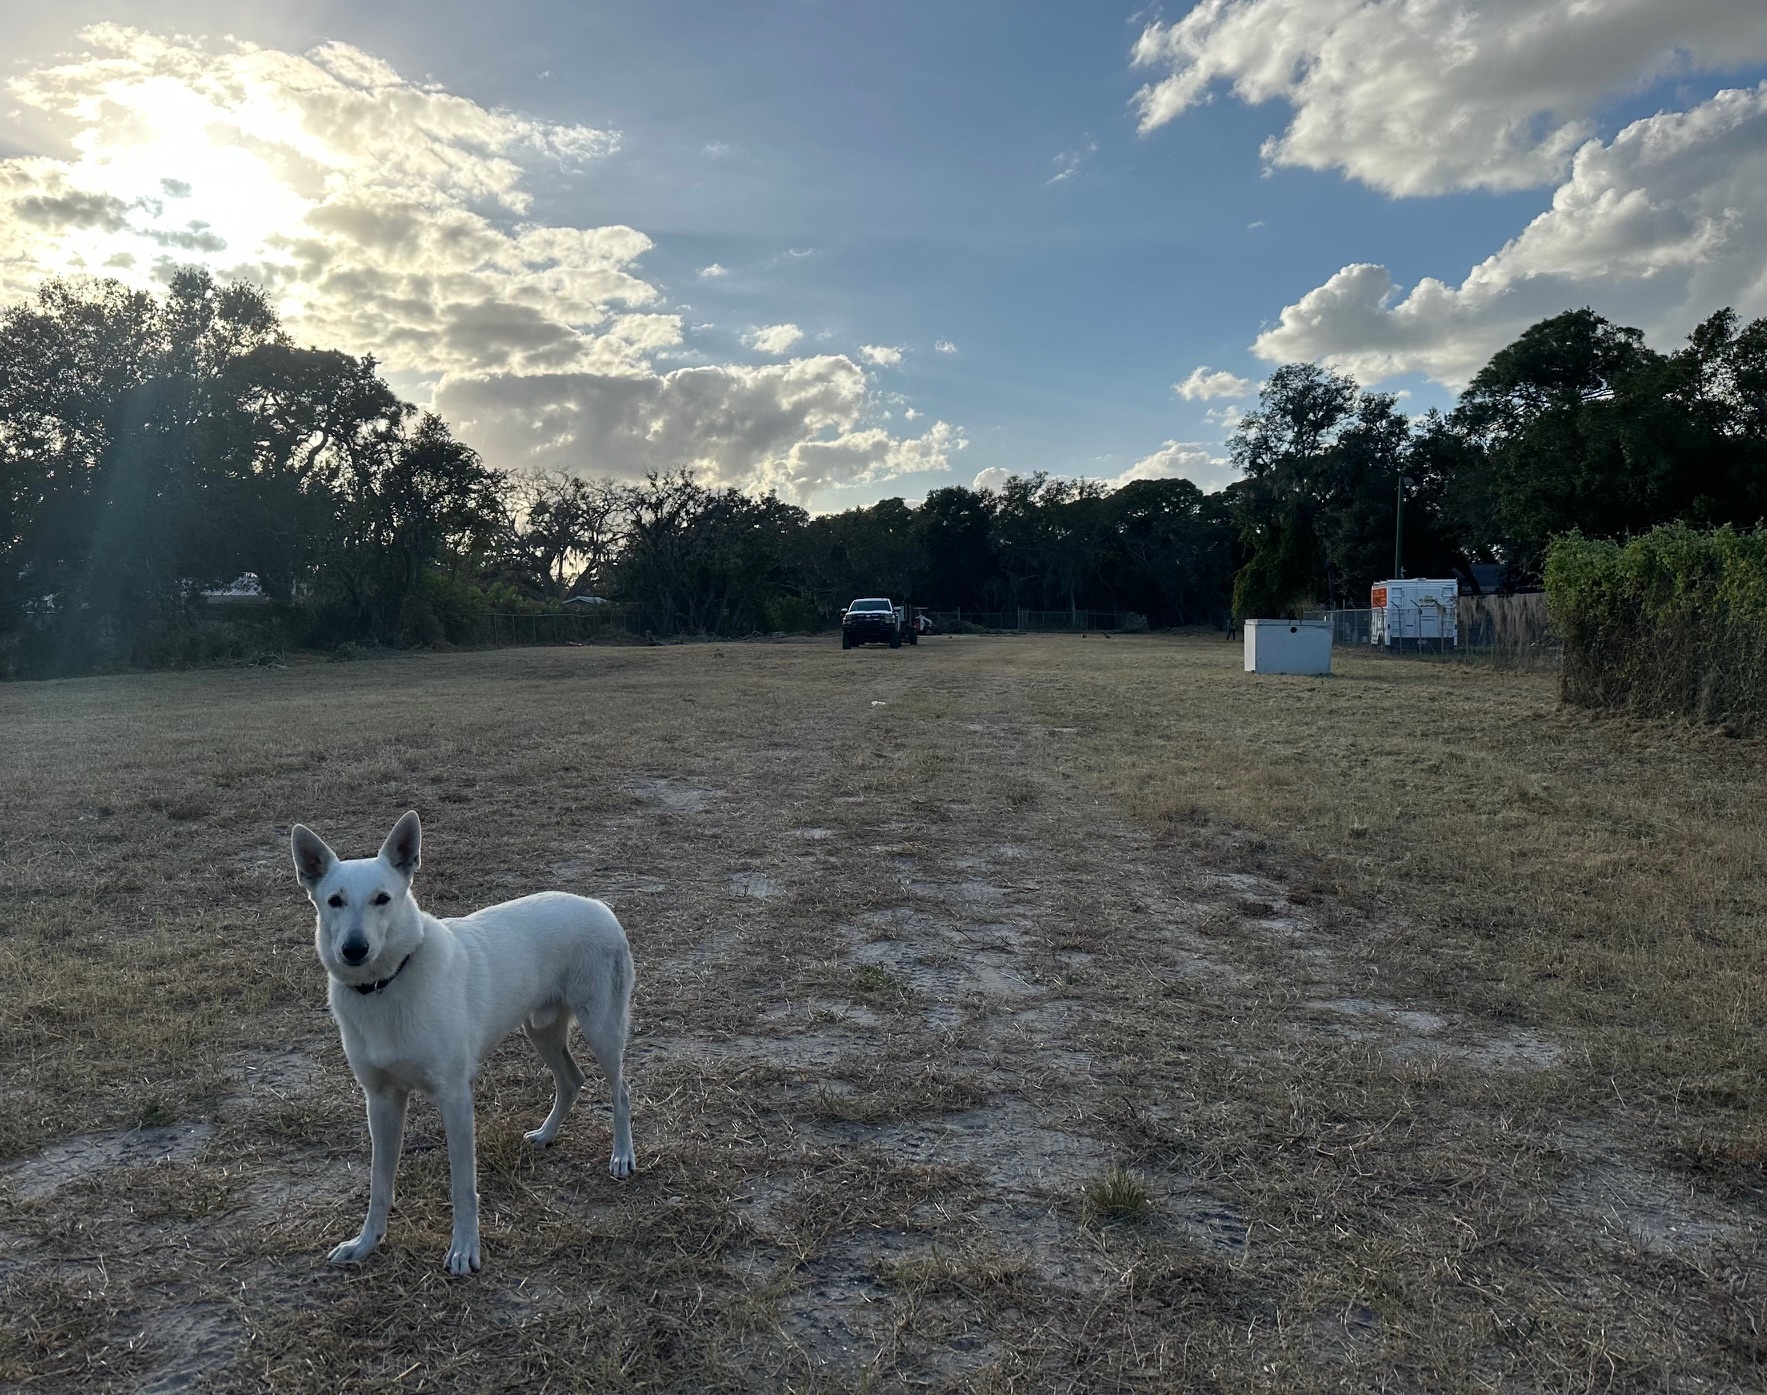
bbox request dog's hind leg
[580,1014,634,1178]
[523,1008,586,1147]
[574,970,635,1178]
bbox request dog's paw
[443,1233,482,1276]
[329,1232,379,1266]
[523,1124,558,1147]
[609,1148,636,1179]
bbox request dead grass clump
[1122,1253,1248,1320]
[1666,1125,1767,1202]
[0,1276,121,1386]
[806,1065,988,1125]
[878,1247,1031,1302]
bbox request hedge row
[1545,524,1767,733]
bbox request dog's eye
[373,892,390,906]
[327,894,344,908]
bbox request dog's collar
[351,953,414,997]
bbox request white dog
[290,811,635,1275]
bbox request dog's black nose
[340,936,369,965]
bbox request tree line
[1230,308,1767,618]
[2,270,1762,675]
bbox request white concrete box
[1244,618,1332,675]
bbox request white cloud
[1175,365,1253,400]
[859,344,903,366]
[973,441,1236,497]
[1106,441,1237,492]
[1046,141,1098,186]
[698,262,728,277]
[1255,83,1767,384]
[437,361,964,504]
[0,27,955,505]
[934,339,957,354]
[1131,0,1767,196]
[744,322,804,355]
[0,25,648,379]
[766,419,966,501]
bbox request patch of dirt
[808,1101,1108,1196]
[1553,1125,1746,1255]
[1388,1025,1565,1072]
[5,1123,217,1201]
[130,1299,247,1394]
[626,777,724,812]
[774,1237,895,1373]
[729,871,784,899]
[1558,1159,1744,1254]
[230,1048,320,1101]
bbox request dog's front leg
[435,1082,482,1275]
[330,1086,408,1265]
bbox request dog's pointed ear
[379,810,421,879]
[291,825,337,888]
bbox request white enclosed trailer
[1244,618,1332,674]
[1370,579,1458,646]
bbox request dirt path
[1,637,1760,1391]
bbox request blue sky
[3,2,1764,507]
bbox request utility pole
[1394,475,1413,579]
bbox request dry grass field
[2,633,1764,1392]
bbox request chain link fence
[468,605,643,648]
[921,608,1147,634]
[1305,593,1559,670]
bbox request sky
[1,1,1764,510]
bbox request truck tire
[889,632,901,649]
[842,632,852,649]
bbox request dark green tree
[1227,363,1415,615]
[911,486,998,611]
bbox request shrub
[1545,524,1767,733]
[764,593,822,633]
[134,614,295,670]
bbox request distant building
[202,573,268,604]
[1456,563,1506,596]
[564,594,611,607]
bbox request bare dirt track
[1,635,1763,1392]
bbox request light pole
[1394,475,1413,579]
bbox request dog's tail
[607,935,634,1045]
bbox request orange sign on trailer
[1370,585,1388,608]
